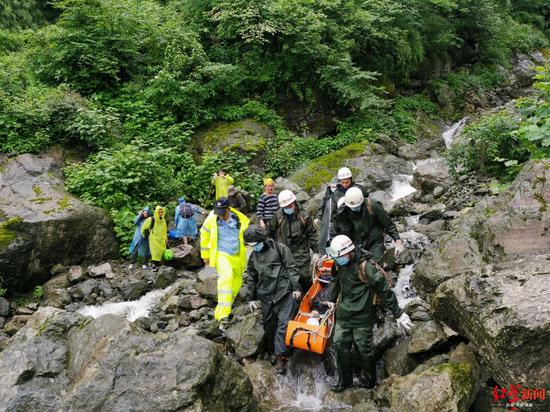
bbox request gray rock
[68,278,99,300]
[44,288,72,308]
[0,297,10,317]
[224,311,265,359]
[0,316,4,329]
[68,266,84,284]
[43,273,69,298]
[376,343,480,412]
[433,186,444,198]
[0,154,118,293]
[155,266,176,288]
[50,263,66,275]
[373,317,402,356]
[408,320,448,354]
[178,295,209,311]
[96,280,116,300]
[0,330,9,352]
[15,306,35,315]
[119,277,147,300]
[88,262,113,278]
[170,244,204,270]
[195,267,218,299]
[412,157,450,193]
[383,338,418,376]
[420,203,446,221]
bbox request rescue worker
[244,225,301,375]
[141,206,168,272]
[315,167,365,252]
[327,235,413,392]
[212,169,234,199]
[267,189,318,292]
[200,197,249,324]
[331,187,403,264]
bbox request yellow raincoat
[212,174,234,199]
[200,207,249,320]
[141,206,168,261]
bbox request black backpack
[143,217,155,239]
[179,203,194,218]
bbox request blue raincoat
[129,207,151,258]
[172,202,199,240]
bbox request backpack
[179,203,194,218]
[239,189,252,213]
[143,217,155,239]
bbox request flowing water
[442,117,468,149]
[389,174,417,201]
[77,287,171,321]
[394,264,417,309]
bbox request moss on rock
[0,217,23,250]
[290,141,373,193]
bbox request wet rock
[155,266,176,288]
[224,310,265,359]
[195,267,218,299]
[0,316,4,329]
[323,387,373,407]
[44,288,72,308]
[351,400,381,412]
[376,343,479,412]
[412,157,450,193]
[44,273,70,298]
[373,317,402,356]
[165,318,180,332]
[96,280,115,300]
[0,297,10,317]
[383,338,418,376]
[0,154,118,293]
[432,255,550,388]
[408,320,448,354]
[88,262,113,278]
[16,306,35,315]
[420,203,446,221]
[0,330,9,351]
[178,295,209,311]
[4,314,32,335]
[170,244,204,270]
[243,360,280,408]
[50,264,66,276]
[68,279,99,300]
[119,277,147,300]
[433,186,444,198]
[68,266,84,284]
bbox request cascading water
[442,117,468,149]
[393,264,417,309]
[389,174,417,202]
[77,287,171,321]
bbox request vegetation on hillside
[0,0,548,253]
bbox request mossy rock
[192,119,273,172]
[289,141,374,194]
[0,217,23,250]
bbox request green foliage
[0,287,6,297]
[0,0,49,30]
[33,285,44,300]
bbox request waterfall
[389,174,417,201]
[442,117,468,149]
[394,264,417,309]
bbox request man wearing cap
[227,185,247,212]
[267,189,318,292]
[244,224,301,374]
[314,167,365,252]
[200,197,250,323]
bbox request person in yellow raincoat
[200,197,249,324]
[211,169,234,200]
[141,206,168,272]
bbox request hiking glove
[248,300,261,312]
[396,313,413,333]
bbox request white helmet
[328,235,355,257]
[337,167,352,180]
[278,189,297,208]
[344,187,364,208]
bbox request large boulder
[192,119,273,174]
[169,244,204,270]
[413,160,550,387]
[289,142,414,197]
[0,154,118,292]
[0,308,255,411]
[224,307,265,359]
[376,343,480,412]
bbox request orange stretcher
[285,258,336,354]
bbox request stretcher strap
[289,327,312,351]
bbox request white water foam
[442,117,468,149]
[394,264,417,309]
[78,287,170,322]
[404,215,421,228]
[389,174,417,201]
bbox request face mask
[252,242,264,252]
[335,256,350,266]
[330,185,336,193]
[350,206,361,213]
[283,207,294,215]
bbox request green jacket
[246,239,301,304]
[330,252,402,328]
[331,198,400,250]
[267,209,318,263]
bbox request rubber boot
[275,356,288,375]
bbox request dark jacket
[331,198,400,251]
[330,252,402,328]
[267,208,318,266]
[246,239,301,303]
[311,283,335,314]
[228,192,247,211]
